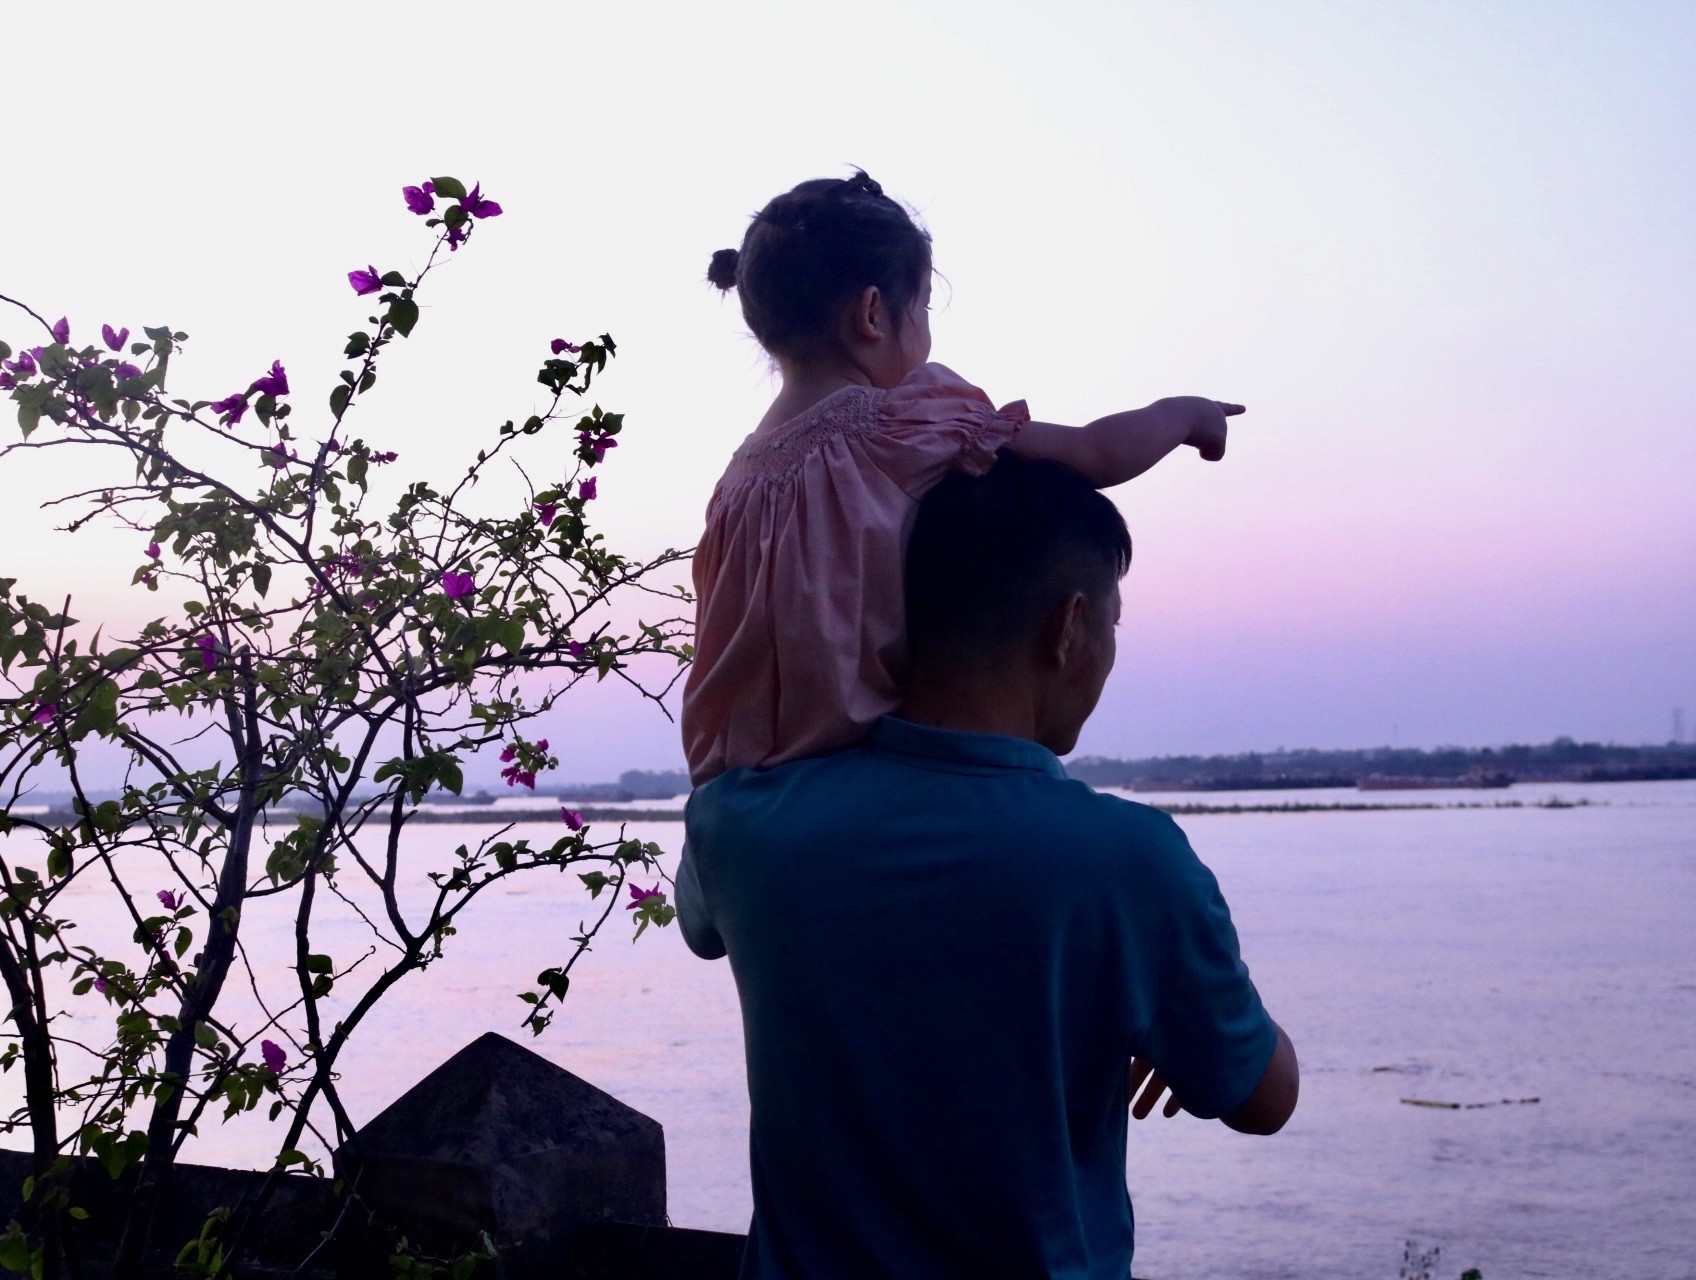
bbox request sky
[2,0,1692,781]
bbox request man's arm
[1130,1020,1299,1135]
[1220,1020,1298,1135]
[1121,811,1295,1129]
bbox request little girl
[684,170,1241,784]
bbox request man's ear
[1039,591,1092,671]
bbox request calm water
[11,780,1694,1278]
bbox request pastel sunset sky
[4,0,1691,780]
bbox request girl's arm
[1004,397,1244,488]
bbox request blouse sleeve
[863,362,1030,499]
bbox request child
[684,170,1242,784]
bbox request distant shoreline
[529,741,1696,808]
[400,795,1603,823]
[5,789,1638,831]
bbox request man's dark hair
[905,455,1132,667]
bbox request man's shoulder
[1034,776,1197,866]
[690,751,1189,840]
[686,747,883,829]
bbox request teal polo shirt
[679,716,1276,1280]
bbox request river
[14,779,1695,1278]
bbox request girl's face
[896,274,934,375]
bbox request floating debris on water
[1401,1096,1541,1110]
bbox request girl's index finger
[1218,402,1246,416]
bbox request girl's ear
[850,285,886,342]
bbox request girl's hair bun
[707,248,740,291]
[842,169,884,199]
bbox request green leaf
[0,1229,35,1272]
[379,270,407,288]
[305,953,333,974]
[434,756,464,795]
[193,1021,218,1050]
[430,176,468,200]
[329,384,352,416]
[101,647,140,671]
[387,298,419,338]
[251,564,271,598]
[174,927,193,958]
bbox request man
[678,455,1298,1278]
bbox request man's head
[902,455,1131,755]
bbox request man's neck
[894,665,1042,743]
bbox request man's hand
[1171,396,1244,463]
[1129,1056,1183,1120]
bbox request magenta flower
[157,888,185,911]
[370,450,398,464]
[402,184,435,215]
[102,324,130,352]
[261,1039,287,1073]
[195,634,218,671]
[499,744,517,763]
[210,393,248,426]
[145,542,161,560]
[500,764,537,790]
[30,702,55,725]
[460,183,503,218]
[441,570,476,601]
[567,640,586,659]
[114,363,144,382]
[445,226,467,252]
[561,807,584,831]
[262,444,296,469]
[5,351,37,377]
[94,975,108,995]
[579,477,597,501]
[534,500,557,527]
[348,265,383,296]
[626,884,663,911]
[249,361,290,398]
[550,338,580,355]
[577,429,619,464]
[0,373,13,391]
[50,317,69,344]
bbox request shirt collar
[867,716,1067,779]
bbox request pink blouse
[682,363,1029,784]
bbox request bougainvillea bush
[0,176,688,1277]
